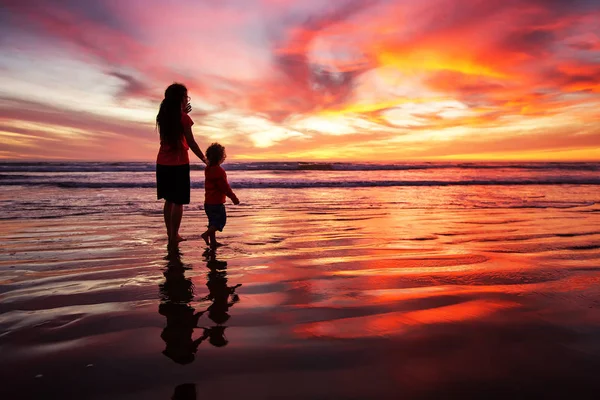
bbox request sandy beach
[1,177,600,398]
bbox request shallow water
[1,184,600,399]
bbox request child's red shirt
[204,165,236,204]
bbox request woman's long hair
[157,83,187,147]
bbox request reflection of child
[201,143,239,248]
[159,262,206,365]
[197,257,241,348]
[203,326,229,347]
[201,268,241,326]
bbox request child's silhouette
[201,143,240,248]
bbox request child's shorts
[204,203,226,232]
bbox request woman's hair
[157,83,187,146]
[206,142,226,166]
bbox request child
[201,143,239,248]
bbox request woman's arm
[183,125,207,164]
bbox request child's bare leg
[201,226,217,246]
[209,230,218,248]
[200,230,210,246]
[209,231,224,248]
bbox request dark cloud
[569,40,600,51]
[542,65,600,92]
[533,0,600,13]
[1,0,128,32]
[502,29,557,56]
[564,74,598,85]
[108,71,153,100]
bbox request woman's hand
[184,103,192,114]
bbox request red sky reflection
[294,299,518,339]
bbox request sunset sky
[0,0,599,161]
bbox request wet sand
[1,187,600,399]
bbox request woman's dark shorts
[204,203,226,232]
[156,164,191,205]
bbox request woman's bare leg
[164,201,172,240]
[168,203,184,247]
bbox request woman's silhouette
[155,83,207,249]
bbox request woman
[156,83,206,248]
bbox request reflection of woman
[159,259,206,365]
[156,83,207,249]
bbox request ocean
[1,161,599,220]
